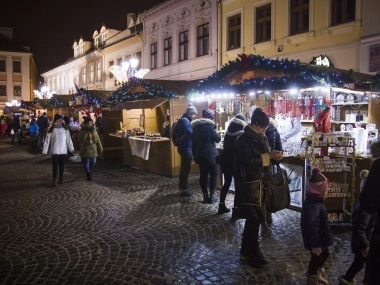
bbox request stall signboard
[281,163,303,210]
[310,55,334,68]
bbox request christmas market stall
[185,54,380,217]
[106,77,206,177]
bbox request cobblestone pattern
[0,141,362,285]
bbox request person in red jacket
[0,118,8,139]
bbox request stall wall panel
[144,108,160,133]
[124,109,143,130]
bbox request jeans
[344,251,368,282]
[11,129,22,143]
[52,154,65,180]
[83,157,97,173]
[179,153,192,190]
[198,160,218,195]
[308,248,330,275]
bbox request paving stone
[0,140,363,284]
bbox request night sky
[0,0,166,75]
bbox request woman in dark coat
[192,109,221,204]
[360,140,380,285]
[219,113,246,215]
[234,108,282,267]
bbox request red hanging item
[314,98,332,133]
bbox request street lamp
[33,85,54,99]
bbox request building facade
[220,0,375,73]
[0,27,38,108]
[41,14,143,95]
[140,0,219,80]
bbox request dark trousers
[198,160,218,195]
[242,219,261,258]
[367,230,380,285]
[344,251,367,282]
[11,129,22,143]
[52,154,65,180]
[220,171,233,203]
[179,153,192,190]
[308,248,330,275]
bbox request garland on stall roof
[185,54,360,96]
[46,96,66,108]
[72,88,106,107]
[106,77,176,105]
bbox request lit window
[97,62,101,81]
[197,23,209,56]
[102,32,107,43]
[95,36,99,47]
[90,65,94,82]
[109,61,114,78]
[14,86,21,96]
[83,67,86,84]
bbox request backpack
[171,118,188,146]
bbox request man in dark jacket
[234,108,282,268]
[360,141,380,285]
[10,116,22,144]
[37,112,49,148]
[177,103,198,197]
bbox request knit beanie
[308,168,329,195]
[235,113,246,121]
[53,113,62,123]
[202,109,214,120]
[186,103,198,116]
[250,107,269,126]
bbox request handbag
[10,129,14,135]
[265,165,291,213]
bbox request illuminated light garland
[45,96,66,108]
[71,88,106,107]
[185,54,380,97]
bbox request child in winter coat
[301,167,333,285]
[0,119,7,138]
[29,118,39,149]
[338,169,376,285]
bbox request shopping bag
[265,165,290,213]
[10,129,14,135]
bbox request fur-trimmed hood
[191,118,215,128]
[226,117,246,135]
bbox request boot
[306,272,319,285]
[52,178,57,187]
[317,267,329,285]
[86,172,92,181]
[248,244,268,267]
[231,207,241,219]
[338,275,355,285]
[209,191,218,204]
[217,203,230,214]
[202,192,209,203]
[240,239,251,259]
[59,176,63,184]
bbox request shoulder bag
[265,164,291,213]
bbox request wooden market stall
[186,54,380,219]
[106,78,207,177]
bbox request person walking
[264,116,283,224]
[360,140,380,285]
[176,103,198,197]
[29,118,39,149]
[219,113,246,215]
[37,112,49,148]
[234,107,282,267]
[42,114,74,186]
[0,118,8,139]
[192,109,221,204]
[301,167,333,285]
[10,116,22,144]
[78,117,103,181]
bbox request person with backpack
[175,103,198,197]
[37,112,49,149]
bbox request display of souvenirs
[328,212,345,223]
[310,157,351,172]
[118,128,162,140]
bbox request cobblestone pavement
[0,139,363,285]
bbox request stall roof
[142,79,200,96]
[111,98,167,110]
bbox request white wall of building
[140,0,218,80]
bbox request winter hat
[83,117,93,125]
[235,113,246,121]
[53,113,62,123]
[250,107,269,127]
[186,103,198,116]
[308,168,329,195]
[202,109,214,120]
